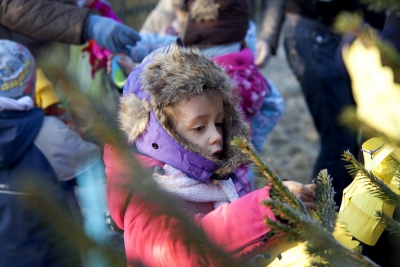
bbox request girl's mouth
[213,150,222,159]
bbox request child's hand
[107,54,137,76]
[283,180,316,209]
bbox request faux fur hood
[119,42,253,178]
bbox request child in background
[35,68,61,111]
[109,0,284,192]
[0,40,101,266]
[105,42,315,266]
[35,68,86,138]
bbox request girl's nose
[209,127,222,145]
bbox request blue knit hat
[0,40,35,99]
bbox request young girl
[105,42,315,266]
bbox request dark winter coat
[0,108,100,266]
[0,0,91,56]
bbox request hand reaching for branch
[283,181,316,210]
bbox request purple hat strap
[136,110,223,183]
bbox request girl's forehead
[175,94,224,114]
[180,93,223,105]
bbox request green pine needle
[389,156,400,192]
[263,199,311,227]
[360,0,400,12]
[264,217,303,240]
[376,210,400,236]
[232,137,308,214]
[334,11,364,35]
[342,151,400,206]
[315,170,338,234]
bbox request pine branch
[232,137,308,214]
[307,238,342,267]
[360,0,400,12]
[341,150,361,178]
[342,150,400,206]
[308,257,330,267]
[263,199,312,228]
[376,210,400,236]
[233,138,380,266]
[334,11,364,36]
[264,217,303,240]
[315,170,337,234]
[389,155,400,192]
[305,223,380,267]
[263,199,378,267]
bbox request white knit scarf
[152,165,240,208]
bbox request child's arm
[283,180,316,209]
[112,182,277,265]
[106,33,180,75]
[256,0,286,67]
[127,33,178,63]
[193,186,277,262]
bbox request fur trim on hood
[119,42,253,177]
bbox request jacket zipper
[228,232,273,256]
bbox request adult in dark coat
[0,0,141,56]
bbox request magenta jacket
[105,144,279,266]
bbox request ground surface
[256,23,319,188]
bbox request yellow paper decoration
[339,137,400,246]
[342,40,400,141]
[259,237,299,266]
[333,220,361,252]
[267,241,311,267]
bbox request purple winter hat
[121,60,219,183]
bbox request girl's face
[172,95,224,159]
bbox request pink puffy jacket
[104,144,279,266]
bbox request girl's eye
[194,125,205,131]
[216,122,223,128]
